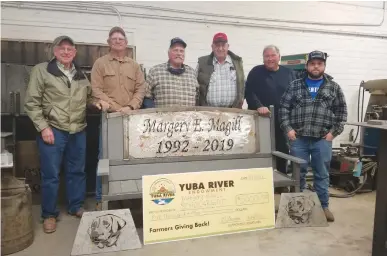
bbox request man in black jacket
[245,45,296,175]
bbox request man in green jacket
[196,33,245,108]
[24,35,98,234]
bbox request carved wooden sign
[124,110,258,159]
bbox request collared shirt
[205,55,237,107]
[145,62,199,108]
[91,53,146,111]
[56,61,77,82]
[279,75,347,138]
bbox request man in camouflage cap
[25,35,99,233]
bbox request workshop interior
[1,42,387,203]
[1,40,386,256]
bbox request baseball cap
[52,35,75,47]
[109,26,126,37]
[308,50,327,62]
[213,32,228,43]
[170,37,187,48]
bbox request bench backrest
[101,107,275,165]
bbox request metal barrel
[1,175,34,255]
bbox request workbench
[345,122,387,256]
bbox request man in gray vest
[196,33,245,108]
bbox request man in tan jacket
[91,26,146,209]
[24,35,98,233]
[91,26,146,112]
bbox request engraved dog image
[87,214,127,249]
[285,195,315,224]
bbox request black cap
[170,37,187,48]
[308,50,327,62]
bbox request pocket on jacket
[319,92,334,108]
[293,94,305,108]
[125,72,136,93]
[43,105,53,120]
[103,70,116,92]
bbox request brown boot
[323,208,335,222]
[69,208,85,218]
[43,217,57,233]
[95,202,102,211]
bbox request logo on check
[149,178,176,205]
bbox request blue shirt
[305,77,324,99]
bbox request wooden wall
[1,39,135,67]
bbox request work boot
[95,202,102,211]
[323,208,335,222]
[69,208,85,218]
[43,217,57,234]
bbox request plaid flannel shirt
[145,62,199,108]
[279,74,347,138]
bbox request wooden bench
[97,106,306,210]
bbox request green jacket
[24,59,92,134]
[197,51,245,108]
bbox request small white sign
[125,111,258,159]
[71,209,141,256]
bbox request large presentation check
[142,168,275,244]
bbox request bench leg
[102,201,109,211]
[291,162,301,192]
[102,175,109,210]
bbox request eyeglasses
[56,47,76,53]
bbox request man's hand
[41,127,54,145]
[257,107,271,116]
[118,106,133,114]
[324,132,334,141]
[95,100,110,111]
[287,129,297,141]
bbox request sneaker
[323,208,335,222]
[43,217,57,233]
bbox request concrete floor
[10,190,376,256]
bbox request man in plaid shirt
[196,33,245,108]
[279,50,347,222]
[144,37,199,107]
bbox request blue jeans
[95,123,102,202]
[37,127,86,219]
[289,136,332,209]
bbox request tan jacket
[91,54,146,111]
[24,59,92,134]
